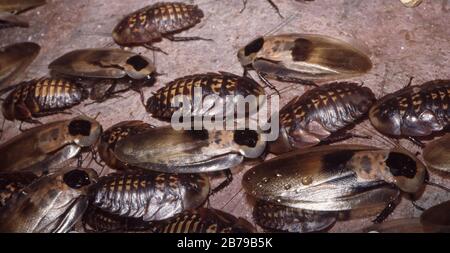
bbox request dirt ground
[0,0,449,232]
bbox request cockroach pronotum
[0,115,102,174]
[112,2,210,54]
[2,78,88,124]
[97,121,154,171]
[369,79,450,146]
[0,167,98,233]
[0,42,40,92]
[145,72,266,121]
[48,48,156,103]
[148,208,256,233]
[113,126,266,173]
[243,145,427,224]
[237,34,372,88]
[89,171,210,221]
[423,133,450,173]
[270,82,376,154]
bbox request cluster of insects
[0,0,448,233]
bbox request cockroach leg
[143,44,168,55]
[257,72,280,95]
[211,169,234,195]
[408,136,425,148]
[163,34,213,42]
[266,0,284,18]
[320,132,371,145]
[240,0,248,13]
[372,196,400,224]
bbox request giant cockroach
[0,167,98,233]
[0,172,38,208]
[112,2,210,54]
[237,34,372,88]
[0,115,101,174]
[88,171,210,221]
[148,208,256,233]
[420,200,450,232]
[48,48,156,103]
[369,79,450,146]
[2,78,88,124]
[0,0,46,14]
[0,42,40,92]
[97,121,154,171]
[270,82,375,154]
[423,133,450,173]
[243,145,427,223]
[113,126,266,173]
[145,72,266,121]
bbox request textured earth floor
[0,0,449,232]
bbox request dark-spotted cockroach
[270,82,375,154]
[113,126,266,173]
[148,208,256,233]
[420,200,450,232]
[2,78,88,124]
[237,34,372,88]
[83,206,150,232]
[369,79,450,146]
[253,200,337,233]
[0,115,102,174]
[0,167,98,233]
[243,145,427,223]
[423,133,450,173]
[97,121,154,171]
[0,172,37,208]
[48,48,156,103]
[88,171,210,221]
[0,42,40,92]
[145,72,266,121]
[112,2,210,54]
[0,12,28,29]
[0,0,46,14]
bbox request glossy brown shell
[369,80,450,137]
[149,208,256,233]
[423,133,450,173]
[146,72,265,121]
[97,121,154,170]
[273,82,375,152]
[89,171,210,221]
[2,78,87,122]
[113,2,204,46]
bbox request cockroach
[48,48,156,102]
[270,82,375,154]
[369,79,450,146]
[0,167,98,233]
[0,115,102,174]
[83,206,150,232]
[148,208,256,233]
[0,12,28,29]
[0,172,37,208]
[2,78,88,124]
[253,200,337,233]
[423,133,450,173]
[243,145,427,223]
[420,200,450,232]
[97,121,154,171]
[237,34,372,88]
[145,72,266,121]
[88,171,210,221]
[112,2,210,54]
[113,126,266,173]
[0,42,40,92]
[0,0,46,14]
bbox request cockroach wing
[423,134,450,173]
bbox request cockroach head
[63,168,98,189]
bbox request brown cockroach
[0,42,40,92]
[0,115,102,174]
[145,72,266,121]
[369,79,450,146]
[237,34,372,88]
[88,171,210,221]
[2,78,88,124]
[112,2,210,54]
[243,145,427,223]
[0,167,98,233]
[148,208,256,233]
[270,82,376,154]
